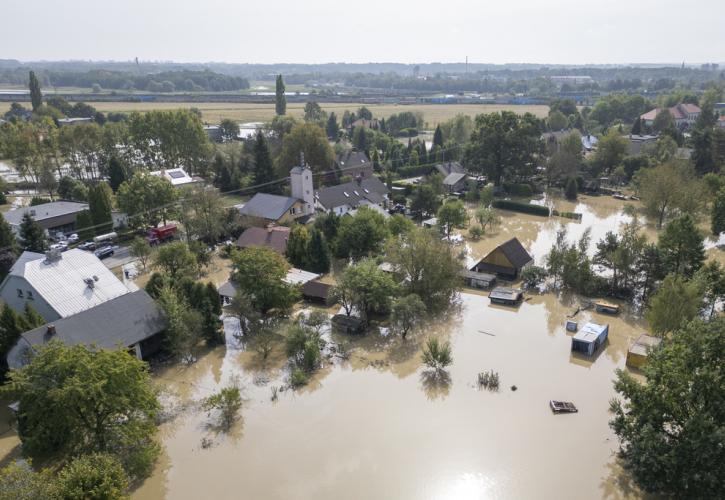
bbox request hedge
[502,182,533,197]
[493,200,550,216]
[396,164,431,179]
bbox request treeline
[0,68,249,92]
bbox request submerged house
[6,290,166,369]
[571,322,609,356]
[471,238,533,280]
[461,269,497,289]
[626,334,662,369]
[488,287,523,306]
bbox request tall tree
[285,224,311,270]
[335,206,390,260]
[5,342,160,480]
[231,247,298,314]
[116,172,178,227]
[464,111,542,185]
[252,130,275,188]
[19,213,47,253]
[303,101,325,124]
[28,71,42,111]
[610,318,725,498]
[712,187,725,235]
[0,214,19,280]
[331,259,399,319]
[307,228,331,274]
[88,182,114,235]
[658,214,705,277]
[277,123,334,174]
[646,274,703,335]
[436,199,467,238]
[107,156,128,192]
[432,125,444,148]
[219,119,240,142]
[275,75,286,116]
[326,112,339,140]
[0,304,29,380]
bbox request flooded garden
[128,194,681,500]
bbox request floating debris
[478,330,496,337]
[511,385,518,391]
[550,400,578,413]
[477,370,500,390]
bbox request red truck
[146,224,177,245]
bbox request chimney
[355,175,362,186]
[45,248,62,263]
[45,325,56,338]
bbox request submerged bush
[421,338,453,372]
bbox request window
[27,290,34,300]
[16,289,23,298]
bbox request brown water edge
[133,291,648,500]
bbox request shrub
[202,386,242,430]
[502,182,533,197]
[521,265,548,288]
[396,165,430,179]
[421,338,453,372]
[477,370,500,390]
[469,224,483,240]
[290,368,309,387]
[492,200,550,216]
[565,177,578,200]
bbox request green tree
[129,237,152,272]
[658,215,705,277]
[55,453,129,500]
[547,110,568,131]
[285,224,311,270]
[202,386,242,431]
[157,285,202,359]
[23,303,44,329]
[219,119,240,142]
[107,156,128,192]
[5,342,160,479]
[179,185,227,244]
[464,111,542,185]
[306,228,331,274]
[19,213,47,253]
[231,246,298,314]
[0,214,19,280]
[277,123,334,174]
[645,274,703,335]
[388,213,415,236]
[303,101,325,124]
[153,242,197,279]
[75,210,94,242]
[592,129,628,174]
[326,112,339,140]
[88,182,114,235]
[275,75,286,116]
[331,259,399,319]
[335,206,389,260]
[432,125,443,148]
[436,199,467,238]
[0,461,56,500]
[117,172,178,227]
[634,163,703,228]
[630,117,642,135]
[0,304,29,380]
[410,184,441,219]
[610,317,725,498]
[421,337,452,373]
[391,294,426,339]
[28,71,42,111]
[252,129,275,189]
[712,187,725,235]
[385,227,461,309]
[695,260,725,318]
[564,177,578,200]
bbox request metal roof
[315,177,389,211]
[9,290,165,369]
[238,193,300,221]
[3,201,89,227]
[284,268,320,285]
[573,323,608,343]
[488,287,522,301]
[6,249,132,318]
[443,172,467,185]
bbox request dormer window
[17,289,23,298]
[343,192,349,197]
[27,290,34,300]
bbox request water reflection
[420,370,452,401]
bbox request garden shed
[571,322,609,356]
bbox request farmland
[0,101,550,126]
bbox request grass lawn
[0,101,549,127]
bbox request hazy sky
[3,0,724,64]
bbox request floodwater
[134,293,647,500]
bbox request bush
[521,265,548,288]
[421,338,453,372]
[502,182,533,197]
[469,224,483,240]
[396,164,430,179]
[290,368,309,387]
[492,200,550,216]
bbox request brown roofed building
[640,103,701,128]
[236,226,290,254]
[471,237,533,279]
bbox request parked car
[67,233,79,243]
[50,242,69,252]
[94,246,114,259]
[78,241,96,251]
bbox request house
[433,161,464,178]
[204,124,223,142]
[57,117,93,127]
[283,268,320,286]
[236,226,290,254]
[3,201,89,236]
[348,118,379,131]
[488,287,523,306]
[443,172,467,193]
[150,167,201,188]
[5,290,166,369]
[626,334,662,369]
[471,238,533,279]
[315,176,389,216]
[218,280,238,305]
[0,249,133,322]
[571,322,609,357]
[302,279,334,305]
[640,103,701,128]
[334,151,373,180]
[461,269,496,289]
[628,134,658,156]
[238,166,315,225]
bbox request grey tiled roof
[3,201,89,226]
[238,193,299,220]
[315,177,388,210]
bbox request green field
[0,101,549,127]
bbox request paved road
[98,245,136,270]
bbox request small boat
[595,301,620,315]
[550,400,578,413]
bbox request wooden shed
[471,237,533,279]
[301,279,334,305]
[488,287,523,306]
[461,269,497,289]
[331,314,366,334]
[571,322,609,357]
[626,334,662,369]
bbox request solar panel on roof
[168,171,186,179]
